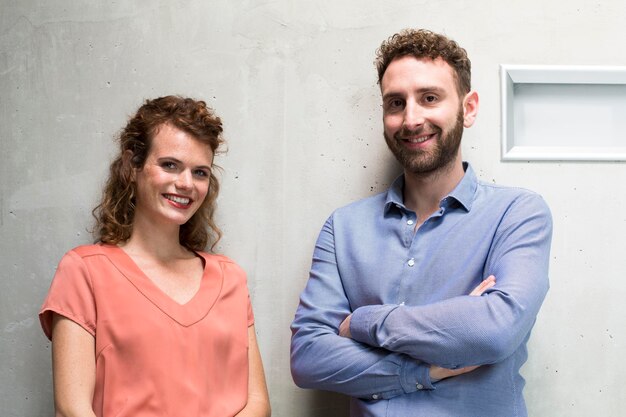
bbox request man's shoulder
[474,180,551,216]
[476,180,543,200]
[332,190,388,218]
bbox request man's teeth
[407,135,430,143]
[165,195,190,204]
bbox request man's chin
[399,155,439,174]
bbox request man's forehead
[380,56,456,93]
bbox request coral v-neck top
[40,244,254,417]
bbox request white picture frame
[500,64,626,161]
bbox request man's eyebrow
[382,91,402,101]
[415,86,446,94]
[382,86,447,100]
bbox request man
[290,29,552,417]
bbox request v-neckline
[103,244,224,327]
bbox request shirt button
[407,219,414,225]
[372,394,379,400]
[407,258,415,267]
[416,383,424,390]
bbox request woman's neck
[120,217,191,262]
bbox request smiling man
[291,29,553,417]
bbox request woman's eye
[194,169,209,178]
[161,161,177,170]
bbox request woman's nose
[175,170,193,190]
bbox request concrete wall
[1,1,624,415]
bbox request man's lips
[395,131,438,148]
[401,133,435,144]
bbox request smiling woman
[94,96,224,251]
[132,123,214,230]
[38,96,271,417]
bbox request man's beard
[384,106,464,175]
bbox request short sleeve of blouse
[247,293,254,327]
[219,254,255,328]
[39,250,97,340]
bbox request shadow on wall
[307,390,350,416]
[382,162,403,186]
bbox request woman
[40,96,271,417]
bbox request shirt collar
[384,162,478,214]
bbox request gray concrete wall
[1,1,625,415]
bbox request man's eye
[424,95,437,103]
[387,99,404,109]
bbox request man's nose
[403,102,425,131]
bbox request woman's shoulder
[197,252,248,278]
[57,243,122,271]
[196,251,236,264]
[68,243,113,257]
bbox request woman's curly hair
[375,29,471,97]
[92,95,224,251]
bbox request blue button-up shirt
[291,163,552,417]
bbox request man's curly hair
[375,29,471,97]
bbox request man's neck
[402,157,465,224]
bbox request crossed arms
[338,275,496,381]
[290,193,552,400]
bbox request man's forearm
[291,319,435,399]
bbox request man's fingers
[453,365,480,375]
[430,365,481,381]
[338,314,352,338]
[469,275,496,296]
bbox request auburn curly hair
[92,95,224,251]
[375,29,471,97]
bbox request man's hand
[469,275,496,296]
[429,364,481,381]
[429,275,496,381]
[339,314,352,338]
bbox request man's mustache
[395,124,441,139]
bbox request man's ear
[462,90,479,128]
